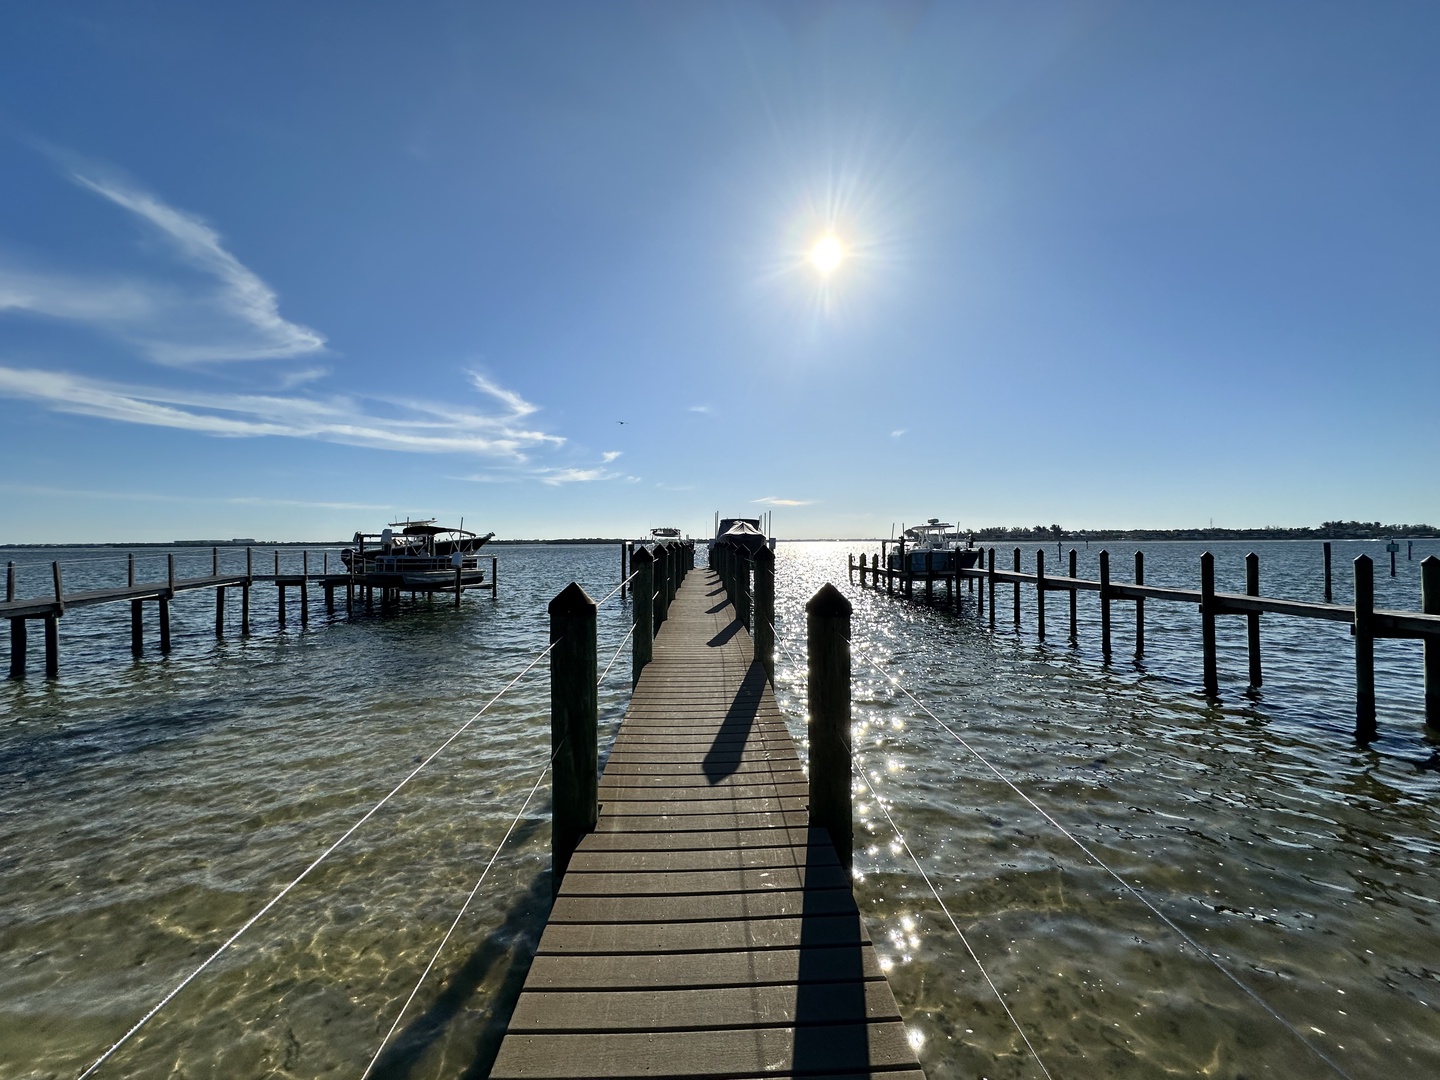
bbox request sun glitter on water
[809,233,843,275]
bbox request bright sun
[809,233,843,275]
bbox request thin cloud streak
[0,364,562,458]
[0,481,390,511]
[0,169,324,365]
[754,496,814,507]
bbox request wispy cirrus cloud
[0,364,562,458]
[0,481,391,511]
[754,496,813,507]
[890,428,907,439]
[688,404,712,414]
[0,170,325,365]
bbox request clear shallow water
[2,540,1438,1079]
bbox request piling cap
[631,545,654,565]
[805,581,852,617]
[753,545,775,564]
[548,581,596,616]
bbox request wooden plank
[555,864,851,896]
[489,1021,920,1078]
[520,943,888,990]
[566,844,835,875]
[595,809,812,833]
[596,789,812,806]
[549,887,862,925]
[575,826,822,851]
[536,912,870,954]
[506,981,900,1033]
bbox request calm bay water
[2,539,1437,1079]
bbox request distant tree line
[963,520,1440,542]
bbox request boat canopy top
[395,522,478,537]
[650,526,682,538]
[904,521,954,537]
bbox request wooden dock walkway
[491,565,923,1079]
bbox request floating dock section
[491,564,923,1078]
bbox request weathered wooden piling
[1012,547,1021,628]
[158,596,172,655]
[1424,556,1440,729]
[1069,549,1078,643]
[1099,550,1112,659]
[215,587,225,638]
[735,552,752,631]
[243,548,252,635]
[987,547,996,629]
[549,582,598,892]
[300,551,310,625]
[976,552,985,619]
[1324,541,1333,603]
[1035,548,1046,640]
[1246,552,1262,689]
[630,545,653,686]
[9,617,25,680]
[1134,551,1145,658]
[753,545,775,684]
[1200,552,1218,697]
[1354,555,1376,741]
[131,600,144,656]
[620,541,628,601]
[44,616,58,679]
[806,582,852,871]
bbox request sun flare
[809,233,843,275]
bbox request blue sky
[1,2,1436,542]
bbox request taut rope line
[77,638,560,1079]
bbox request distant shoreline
[2,523,1437,551]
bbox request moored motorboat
[341,520,495,587]
[889,519,980,574]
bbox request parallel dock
[492,560,923,1079]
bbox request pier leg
[278,585,286,629]
[8,619,26,679]
[550,582,598,894]
[159,598,171,655]
[1036,549,1046,640]
[300,580,309,626]
[1245,552,1262,689]
[631,547,654,686]
[455,566,463,608]
[366,586,374,615]
[754,547,775,684]
[1324,542,1333,603]
[492,556,498,597]
[1069,549,1078,643]
[1200,552,1218,697]
[621,541,628,601]
[131,600,144,656]
[241,584,251,636]
[1012,547,1021,629]
[215,586,225,639]
[1134,551,1145,658]
[807,583,853,872]
[987,548,996,630]
[1354,555,1376,742]
[977,558,984,619]
[44,616,58,679]
[325,583,335,616]
[1100,550,1112,660]
[1422,557,1440,730]
[345,578,353,617]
